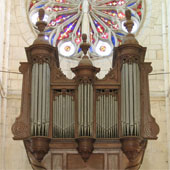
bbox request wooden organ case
[12,9,159,170]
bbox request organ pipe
[53,92,75,138]
[96,90,118,138]
[121,63,140,136]
[30,63,50,136]
[78,83,93,136]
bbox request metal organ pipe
[53,92,75,138]
[30,63,50,136]
[42,63,46,135]
[78,83,93,136]
[34,63,38,135]
[121,63,140,136]
[45,64,50,136]
[31,64,35,135]
[96,90,118,138]
[38,63,42,135]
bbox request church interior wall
[0,0,169,169]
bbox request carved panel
[67,153,104,170]
[107,154,119,170]
[51,154,63,170]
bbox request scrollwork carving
[29,137,51,162]
[53,89,75,99]
[121,55,139,65]
[77,76,93,84]
[76,137,96,162]
[31,55,51,64]
[143,116,160,139]
[96,89,118,100]
[102,68,118,81]
[19,63,30,74]
[120,137,147,170]
[52,68,69,82]
[12,120,29,139]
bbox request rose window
[28,0,144,59]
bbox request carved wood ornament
[12,9,159,170]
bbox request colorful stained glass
[48,14,74,26]
[90,26,95,44]
[94,20,104,34]
[111,36,116,46]
[36,4,45,8]
[103,10,117,17]
[53,6,70,12]
[117,38,122,45]
[106,1,117,6]
[112,23,119,30]
[75,28,82,44]
[127,2,136,7]
[45,6,52,12]
[99,17,119,30]
[137,2,142,18]
[117,12,125,19]
[57,19,78,41]
[55,0,67,2]
[104,0,126,6]
[117,0,125,6]
[100,17,112,27]
[116,32,125,36]
[29,0,144,58]
[29,0,41,9]
[101,32,109,39]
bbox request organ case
[12,9,159,170]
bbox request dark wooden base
[24,138,147,170]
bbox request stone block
[150,36,162,45]
[148,50,156,59]
[10,35,19,47]
[156,50,163,60]
[9,79,22,90]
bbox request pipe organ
[12,9,159,170]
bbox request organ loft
[12,8,159,170]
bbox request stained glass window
[28,0,144,59]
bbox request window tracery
[28,0,144,59]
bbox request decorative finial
[80,34,90,55]
[39,8,45,21]
[124,9,134,33]
[33,8,49,45]
[36,8,47,33]
[122,9,138,45]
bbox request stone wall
[0,0,169,169]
